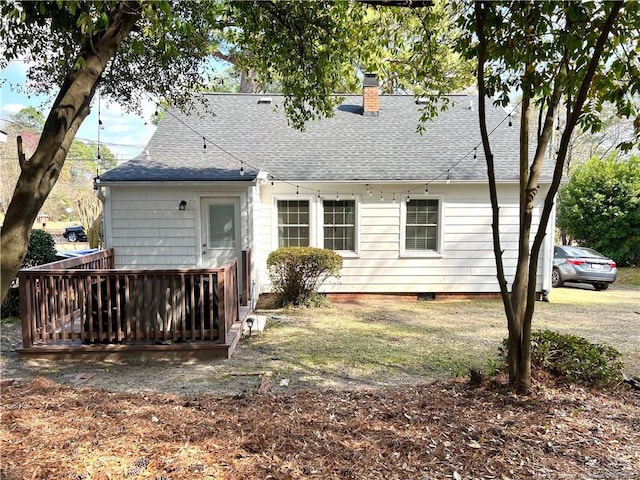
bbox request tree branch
[475,1,515,322]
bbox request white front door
[200,198,242,275]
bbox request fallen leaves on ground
[1,377,639,480]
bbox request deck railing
[19,249,241,348]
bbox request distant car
[552,246,617,291]
[63,225,87,242]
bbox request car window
[562,246,604,258]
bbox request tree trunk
[0,2,142,303]
[240,68,259,93]
[474,0,623,393]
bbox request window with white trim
[277,200,310,247]
[323,200,356,251]
[404,199,440,252]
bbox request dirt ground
[1,289,640,479]
[2,376,639,479]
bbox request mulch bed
[1,377,639,480]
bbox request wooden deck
[16,249,253,360]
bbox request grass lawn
[617,266,640,287]
[234,286,639,392]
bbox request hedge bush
[501,330,624,388]
[267,247,342,307]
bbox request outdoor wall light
[178,200,187,211]
[246,317,255,336]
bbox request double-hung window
[404,198,440,254]
[323,200,356,252]
[277,200,310,247]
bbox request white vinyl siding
[104,185,251,269]
[258,183,551,294]
[104,181,553,295]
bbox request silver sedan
[552,246,617,291]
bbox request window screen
[405,199,439,251]
[277,200,310,247]
[323,200,355,251]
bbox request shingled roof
[100,93,549,184]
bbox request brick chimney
[362,73,379,117]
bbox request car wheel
[593,283,609,291]
[67,232,78,242]
[551,268,563,288]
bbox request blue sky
[1,60,156,160]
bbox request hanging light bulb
[317,191,321,200]
[406,191,411,203]
[351,191,354,199]
[336,192,340,201]
[473,147,477,163]
[240,162,245,176]
[508,113,513,128]
[556,115,560,131]
[203,137,207,150]
[366,184,372,196]
[296,185,299,197]
[392,193,396,203]
[98,118,104,130]
[380,192,384,202]
[425,185,429,196]
[446,171,451,184]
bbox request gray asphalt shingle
[100,93,548,183]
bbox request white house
[98,77,555,301]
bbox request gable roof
[100,93,549,184]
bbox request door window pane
[208,204,236,248]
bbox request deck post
[19,272,33,348]
[217,271,226,344]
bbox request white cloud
[2,103,27,114]
[105,123,133,133]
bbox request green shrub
[1,229,57,318]
[267,247,342,307]
[557,155,640,266]
[1,287,20,318]
[23,229,58,268]
[501,330,624,388]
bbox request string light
[142,93,519,207]
[556,114,560,131]
[336,192,340,201]
[97,90,102,164]
[351,191,354,199]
